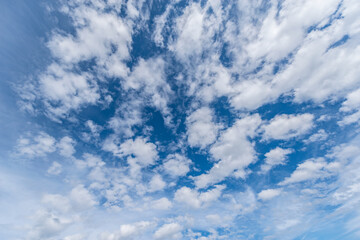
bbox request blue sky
[1,0,360,239]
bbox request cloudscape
[1,0,360,239]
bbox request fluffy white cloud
[170,3,204,62]
[57,136,76,157]
[174,185,225,208]
[261,147,293,172]
[69,185,97,210]
[28,209,73,240]
[48,2,132,67]
[47,161,62,175]
[162,153,191,177]
[186,107,220,148]
[15,132,56,158]
[194,114,261,188]
[303,129,329,144]
[126,57,173,123]
[148,174,166,193]
[341,88,360,112]
[153,222,183,240]
[39,64,100,119]
[258,188,282,201]
[100,221,153,240]
[262,114,314,140]
[279,158,340,185]
[103,137,158,167]
[152,197,173,210]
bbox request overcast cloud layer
[1,0,360,239]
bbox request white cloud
[262,114,314,141]
[28,209,73,240]
[194,114,261,188]
[148,174,166,193]
[261,147,293,172]
[303,129,329,144]
[245,0,340,62]
[48,3,131,67]
[47,161,62,175]
[15,132,56,158]
[126,57,173,123]
[152,197,173,210]
[170,3,204,62]
[153,222,183,240]
[69,185,97,211]
[83,120,103,142]
[39,64,100,119]
[258,188,282,201]
[174,185,225,208]
[103,137,158,167]
[279,157,340,185]
[341,88,360,112]
[100,221,153,240]
[108,98,143,137]
[57,136,76,157]
[64,234,85,240]
[162,153,191,177]
[186,107,220,149]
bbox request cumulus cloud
[262,114,314,141]
[15,132,56,158]
[174,185,225,208]
[162,153,192,177]
[57,136,76,157]
[261,147,293,173]
[47,161,62,175]
[39,63,100,119]
[103,137,158,167]
[258,188,282,201]
[186,107,220,149]
[153,222,183,240]
[100,221,154,240]
[195,114,261,188]
[279,157,340,185]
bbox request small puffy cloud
[258,188,282,201]
[48,3,132,67]
[262,113,314,140]
[57,136,76,157]
[162,153,192,177]
[39,64,100,119]
[304,129,328,144]
[15,132,56,158]
[195,114,261,188]
[42,194,71,213]
[69,185,97,210]
[148,174,166,193]
[126,57,173,121]
[47,161,62,175]
[279,158,340,185]
[82,120,103,142]
[154,222,183,240]
[28,209,72,239]
[103,137,158,167]
[261,147,293,172]
[186,107,220,149]
[100,221,154,240]
[170,2,204,61]
[174,185,225,208]
[152,197,173,210]
[64,234,85,240]
[338,111,360,126]
[341,88,360,112]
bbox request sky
[0,0,360,239]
